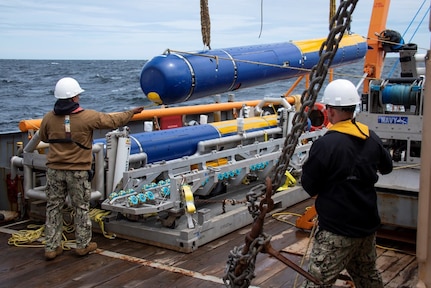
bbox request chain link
[246,183,266,219]
[223,233,271,287]
[223,1,359,287]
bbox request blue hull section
[140,36,367,104]
[95,125,220,163]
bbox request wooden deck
[0,198,418,288]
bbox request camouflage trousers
[45,168,92,252]
[302,229,383,288]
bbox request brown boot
[45,246,63,260]
[75,242,97,256]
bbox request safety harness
[47,108,91,150]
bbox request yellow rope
[376,244,416,256]
[7,223,74,249]
[272,211,302,227]
[7,208,116,248]
[7,224,45,247]
[89,208,116,240]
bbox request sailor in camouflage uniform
[300,80,393,287]
[40,77,143,260]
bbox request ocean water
[0,58,401,133]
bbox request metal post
[416,47,431,287]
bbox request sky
[0,0,429,60]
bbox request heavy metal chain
[271,0,358,194]
[244,0,359,221]
[223,1,358,287]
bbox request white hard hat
[54,77,85,99]
[321,79,360,107]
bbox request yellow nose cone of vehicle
[147,92,163,105]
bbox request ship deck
[0,198,418,288]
